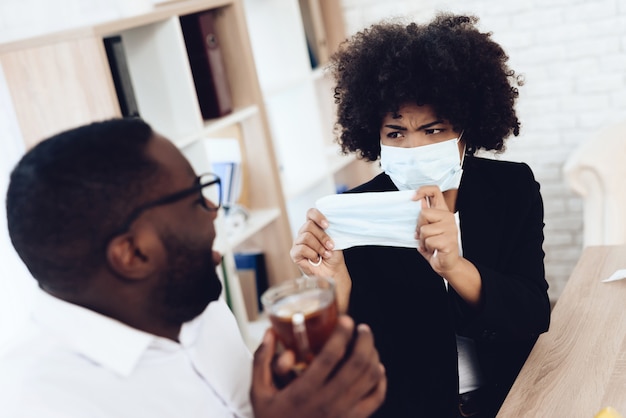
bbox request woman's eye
[387,131,404,139]
[424,128,444,135]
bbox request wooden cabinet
[0,0,300,349]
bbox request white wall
[340,0,626,302]
[0,65,36,354]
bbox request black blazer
[344,156,551,418]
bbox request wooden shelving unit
[242,0,379,234]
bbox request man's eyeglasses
[112,173,221,238]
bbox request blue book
[234,251,268,314]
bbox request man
[1,118,386,417]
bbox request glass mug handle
[292,311,311,363]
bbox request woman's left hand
[413,186,483,307]
[413,185,461,276]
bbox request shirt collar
[32,289,158,377]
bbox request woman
[290,13,551,418]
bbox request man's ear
[106,231,160,279]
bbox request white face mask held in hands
[380,137,463,191]
[315,190,420,250]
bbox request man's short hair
[6,118,162,293]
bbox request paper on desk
[601,269,626,283]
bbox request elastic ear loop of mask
[457,130,467,167]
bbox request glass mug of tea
[261,276,338,371]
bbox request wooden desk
[498,245,626,418]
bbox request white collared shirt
[453,212,484,394]
[0,290,254,418]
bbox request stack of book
[234,251,268,321]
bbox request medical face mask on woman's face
[379,137,464,192]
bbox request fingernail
[326,241,334,250]
[339,315,354,328]
[263,329,272,344]
[321,220,329,228]
[357,323,371,333]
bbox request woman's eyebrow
[417,120,444,130]
[383,124,407,130]
[383,119,444,131]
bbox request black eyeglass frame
[109,173,221,240]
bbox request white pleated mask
[379,137,463,192]
[315,190,420,250]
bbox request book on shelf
[318,0,348,57]
[180,9,233,120]
[182,136,247,220]
[298,0,329,68]
[103,36,140,118]
[219,256,233,309]
[305,37,318,69]
[204,138,243,212]
[234,251,269,321]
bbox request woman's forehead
[383,103,449,125]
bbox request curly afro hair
[329,13,522,161]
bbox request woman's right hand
[290,208,343,276]
[290,208,352,311]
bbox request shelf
[228,207,281,249]
[94,0,234,38]
[202,105,259,136]
[174,105,259,148]
[0,1,234,54]
[311,66,327,80]
[211,208,280,254]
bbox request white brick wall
[340,0,626,302]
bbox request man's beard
[154,231,223,325]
